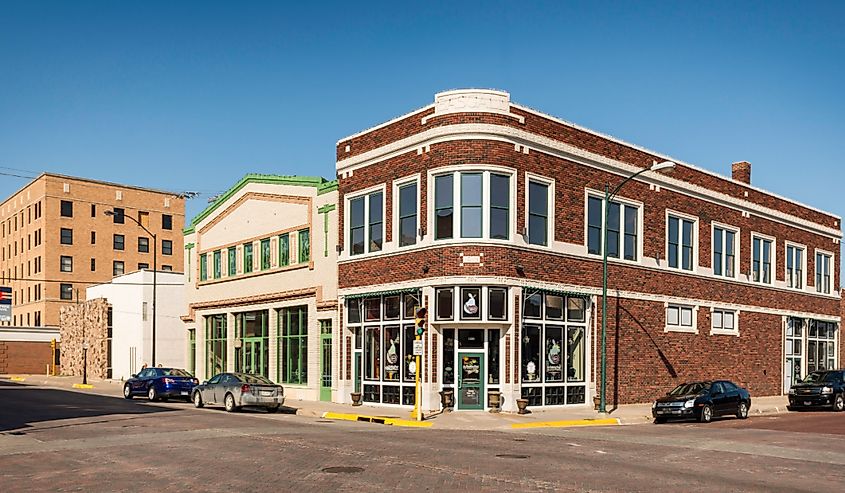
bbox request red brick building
[334,89,841,411]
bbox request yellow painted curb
[72,383,94,389]
[322,411,433,428]
[511,417,620,429]
[10,377,26,382]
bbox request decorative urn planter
[488,391,502,412]
[593,395,601,410]
[516,398,529,415]
[439,389,455,411]
[350,392,362,406]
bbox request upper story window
[243,243,253,273]
[751,235,773,284]
[60,228,73,245]
[279,233,289,266]
[666,304,696,333]
[667,214,695,271]
[434,171,511,242]
[228,246,236,276]
[397,181,418,247]
[587,195,639,261]
[162,214,173,230]
[815,251,832,294]
[527,179,551,246]
[60,200,73,217]
[785,244,805,289]
[113,234,125,251]
[112,207,125,224]
[213,250,222,279]
[261,238,271,270]
[298,229,310,263]
[200,253,208,281]
[162,240,173,256]
[712,225,736,278]
[349,190,383,255]
[138,237,149,253]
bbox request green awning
[523,286,590,299]
[343,287,421,300]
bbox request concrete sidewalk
[2,374,791,430]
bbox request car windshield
[161,368,191,377]
[801,371,835,384]
[668,382,710,396]
[235,373,274,384]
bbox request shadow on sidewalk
[0,380,176,432]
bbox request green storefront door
[320,332,332,402]
[241,338,267,377]
[457,352,484,410]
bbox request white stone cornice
[336,123,841,238]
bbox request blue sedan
[123,367,198,402]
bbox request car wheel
[654,417,667,424]
[833,394,845,412]
[736,401,749,419]
[224,393,239,413]
[193,391,204,408]
[268,404,281,413]
[699,404,713,423]
[147,386,159,402]
[123,384,133,400]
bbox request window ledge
[710,329,739,337]
[664,326,698,334]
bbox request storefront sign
[0,287,11,322]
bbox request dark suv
[788,370,845,411]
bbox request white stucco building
[88,270,186,380]
[182,174,338,402]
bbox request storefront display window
[364,298,380,321]
[205,314,227,379]
[442,329,455,385]
[347,298,361,324]
[403,292,420,319]
[436,288,454,320]
[488,288,507,320]
[460,287,482,320]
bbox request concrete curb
[322,411,433,428]
[512,417,620,429]
[72,383,94,389]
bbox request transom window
[752,236,773,284]
[587,195,639,261]
[667,214,695,271]
[815,251,832,294]
[712,226,736,278]
[786,244,805,289]
[349,190,383,255]
[433,171,511,241]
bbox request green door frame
[457,352,485,410]
[320,332,332,401]
[240,337,267,377]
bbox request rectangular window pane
[545,294,563,320]
[368,192,382,252]
[350,197,365,255]
[383,326,400,381]
[460,287,482,320]
[279,234,289,266]
[435,174,454,240]
[398,183,417,247]
[725,230,735,278]
[544,326,563,382]
[668,217,679,268]
[587,196,602,255]
[528,181,548,246]
[681,307,692,326]
[681,220,693,270]
[713,228,723,276]
[261,238,271,270]
[347,299,361,324]
[298,229,310,263]
[489,174,509,240]
[365,327,380,380]
[228,246,236,276]
[244,243,253,273]
[460,173,482,238]
[488,288,507,320]
[712,311,723,329]
[521,325,541,383]
[436,288,454,320]
[667,306,679,326]
[623,205,637,261]
[567,326,585,382]
[606,202,620,259]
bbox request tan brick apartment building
[0,173,186,328]
[333,89,841,411]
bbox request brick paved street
[1,380,844,492]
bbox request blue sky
[1,1,844,232]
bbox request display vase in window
[526,361,537,382]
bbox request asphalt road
[1,380,843,492]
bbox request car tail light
[241,384,251,394]
[163,378,175,384]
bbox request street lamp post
[599,160,675,414]
[105,209,158,366]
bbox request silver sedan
[191,372,285,412]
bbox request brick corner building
[332,89,841,412]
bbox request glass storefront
[235,310,269,378]
[205,314,227,379]
[783,317,838,393]
[521,291,588,406]
[347,291,421,405]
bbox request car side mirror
[131,374,137,378]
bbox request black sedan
[123,367,198,402]
[652,380,751,423]
[787,370,845,411]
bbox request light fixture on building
[516,264,525,276]
[422,264,430,274]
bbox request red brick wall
[597,297,782,405]
[0,341,52,374]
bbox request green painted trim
[323,211,329,257]
[184,174,337,234]
[184,242,195,250]
[317,203,337,214]
[525,286,590,299]
[344,287,421,300]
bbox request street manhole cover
[496,454,529,459]
[322,467,364,474]
[315,420,334,423]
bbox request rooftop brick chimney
[732,161,751,184]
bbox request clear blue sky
[2,1,844,234]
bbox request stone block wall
[59,298,109,379]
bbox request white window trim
[750,231,777,285]
[583,188,644,265]
[664,301,699,334]
[709,307,739,336]
[710,221,740,279]
[665,209,699,272]
[345,183,387,259]
[426,164,516,245]
[392,174,421,249]
[814,247,835,294]
[524,172,555,248]
[783,241,807,291]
